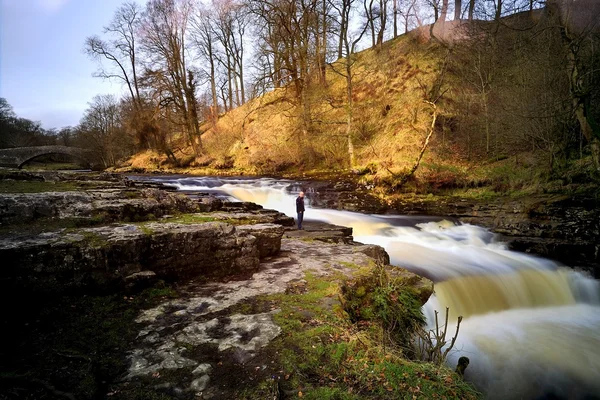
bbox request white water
[139,175,600,399]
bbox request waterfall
[136,175,600,399]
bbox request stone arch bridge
[0,146,95,169]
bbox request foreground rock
[283,220,355,244]
[1,222,286,293]
[0,171,439,400]
[121,236,429,399]
[0,171,293,292]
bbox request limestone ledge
[0,188,199,225]
[1,221,285,293]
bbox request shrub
[340,263,427,358]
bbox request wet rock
[198,196,224,212]
[283,220,354,243]
[222,201,263,211]
[354,244,390,265]
[207,209,294,227]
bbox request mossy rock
[340,264,432,355]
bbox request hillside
[122,11,600,198]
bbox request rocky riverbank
[285,177,600,277]
[1,171,478,400]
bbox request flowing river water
[136,175,600,399]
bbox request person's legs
[297,212,304,229]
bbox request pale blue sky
[1,0,136,129]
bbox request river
[134,175,600,400]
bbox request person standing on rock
[296,191,305,230]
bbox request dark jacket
[296,196,305,213]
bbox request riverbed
[132,174,600,400]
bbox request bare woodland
[2,0,599,180]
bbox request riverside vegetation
[109,3,599,203]
[3,3,598,201]
[0,171,479,399]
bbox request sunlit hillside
[124,11,600,197]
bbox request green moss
[247,268,480,400]
[79,230,110,248]
[145,285,178,300]
[223,217,259,225]
[123,190,141,199]
[136,223,155,235]
[339,261,365,270]
[164,214,219,224]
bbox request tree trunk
[454,0,462,20]
[441,0,449,22]
[377,0,387,46]
[574,97,600,170]
[550,0,600,170]
[346,56,355,167]
[365,0,376,48]
[495,0,502,21]
[396,102,438,187]
[468,0,474,20]
[227,55,233,111]
[393,0,398,38]
[209,41,219,121]
[321,0,327,84]
[484,91,490,153]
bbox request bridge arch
[0,146,95,169]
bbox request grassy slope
[122,28,598,199]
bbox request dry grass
[119,27,596,197]
[188,32,449,175]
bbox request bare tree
[78,94,133,167]
[190,5,220,121]
[364,0,377,47]
[248,0,321,135]
[376,0,389,46]
[330,0,369,166]
[85,1,147,146]
[85,2,142,109]
[213,0,249,109]
[140,0,203,154]
[455,0,462,19]
[547,0,600,170]
[398,0,422,34]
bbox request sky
[0,0,137,129]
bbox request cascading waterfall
[135,175,600,399]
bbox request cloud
[36,0,71,13]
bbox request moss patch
[242,269,480,399]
